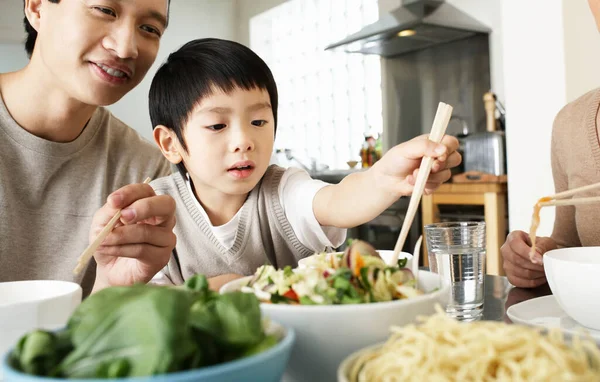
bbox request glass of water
[424,221,486,320]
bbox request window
[250,0,382,170]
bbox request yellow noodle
[348,311,600,382]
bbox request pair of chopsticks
[73,177,152,275]
[388,102,454,266]
[538,181,600,207]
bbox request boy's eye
[251,120,268,127]
[93,7,116,17]
[207,124,226,131]
[141,25,162,37]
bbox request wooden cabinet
[421,183,508,276]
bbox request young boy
[148,38,461,289]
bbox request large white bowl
[220,270,448,382]
[544,247,600,331]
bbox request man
[0,0,176,296]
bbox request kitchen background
[2,0,600,262]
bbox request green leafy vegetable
[397,258,408,268]
[10,275,278,379]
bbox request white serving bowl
[220,270,448,382]
[0,280,82,380]
[544,247,600,331]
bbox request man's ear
[153,125,183,165]
[24,0,43,32]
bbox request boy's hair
[23,0,170,57]
[149,38,279,174]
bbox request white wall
[502,0,600,236]
[107,0,238,143]
[502,0,567,236]
[563,0,600,103]
[0,44,28,73]
[0,0,25,44]
[235,0,288,47]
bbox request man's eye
[141,25,162,37]
[251,120,267,127]
[93,7,116,17]
[207,124,226,131]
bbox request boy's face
[33,0,167,106]
[180,87,275,198]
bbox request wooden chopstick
[547,181,600,200]
[73,177,152,275]
[539,196,600,207]
[389,102,454,266]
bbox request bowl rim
[0,280,82,309]
[297,251,413,267]
[336,343,382,382]
[1,322,295,381]
[220,270,448,313]
[544,247,600,264]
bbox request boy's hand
[208,274,245,291]
[89,183,177,292]
[371,134,461,197]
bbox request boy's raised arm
[313,135,460,229]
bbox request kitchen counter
[309,168,365,183]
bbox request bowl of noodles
[338,309,600,382]
[220,240,448,382]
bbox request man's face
[33,0,168,106]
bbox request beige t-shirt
[551,88,600,247]
[0,96,171,296]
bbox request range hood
[325,0,490,57]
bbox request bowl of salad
[220,240,448,382]
[2,275,295,382]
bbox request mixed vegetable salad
[9,275,277,379]
[242,240,424,305]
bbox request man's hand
[90,183,176,292]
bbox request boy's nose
[231,130,255,153]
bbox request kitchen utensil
[462,91,506,176]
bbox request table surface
[480,274,552,323]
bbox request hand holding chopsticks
[74,177,152,275]
[388,102,454,266]
[528,180,600,264]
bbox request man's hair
[149,38,279,174]
[23,0,170,57]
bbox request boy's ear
[24,0,43,32]
[153,125,183,165]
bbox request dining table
[478,274,552,323]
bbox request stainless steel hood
[325,0,490,57]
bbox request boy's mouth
[227,161,256,179]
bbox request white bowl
[337,343,381,382]
[220,270,448,382]
[0,279,82,374]
[544,247,600,330]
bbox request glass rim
[424,221,485,230]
